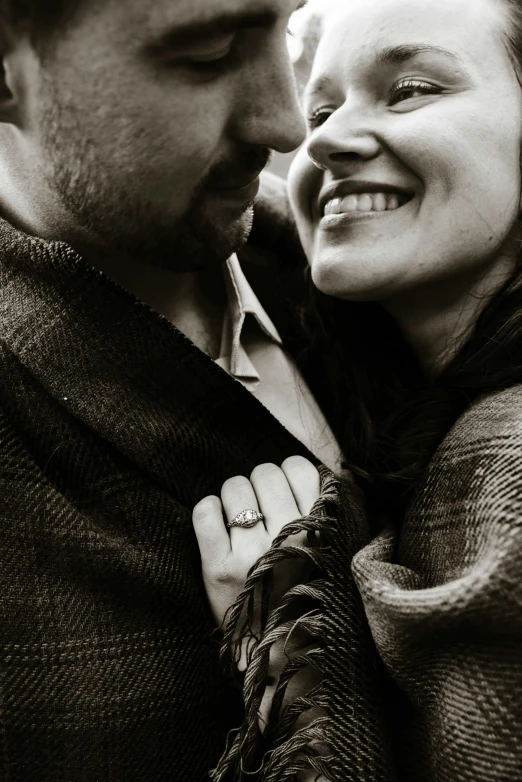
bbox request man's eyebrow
[375,43,465,68]
[145,7,296,53]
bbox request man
[0,1,383,779]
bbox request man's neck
[85,253,228,358]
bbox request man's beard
[40,92,270,270]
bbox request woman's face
[288,0,522,302]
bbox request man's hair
[0,0,75,44]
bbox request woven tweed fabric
[211,469,396,782]
[353,385,522,781]
[215,385,522,782]
[0,215,390,781]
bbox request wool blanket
[0,214,391,782]
[353,385,522,781]
[219,385,522,781]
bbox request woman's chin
[310,250,403,302]
[311,269,389,302]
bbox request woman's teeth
[323,192,406,216]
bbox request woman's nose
[306,115,381,174]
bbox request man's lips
[208,176,261,203]
[210,174,262,191]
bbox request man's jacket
[0,180,390,782]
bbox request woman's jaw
[288,0,522,331]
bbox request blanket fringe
[211,469,340,781]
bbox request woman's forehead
[311,0,508,76]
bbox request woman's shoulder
[439,382,522,457]
[352,384,522,622]
[389,383,522,585]
[421,383,522,507]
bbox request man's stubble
[40,84,265,271]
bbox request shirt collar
[217,254,282,381]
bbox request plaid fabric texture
[353,385,522,781]
[0,217,390,781]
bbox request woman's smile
[316,178,416,228]
[288,0,522,302]
[319,194,416,234]
[323,192,408,216]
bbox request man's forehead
[151,0,298,27]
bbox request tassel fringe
[211,469,341,781]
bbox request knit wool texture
[219,384,522,780]
[0,215,390,781]
[353,384,522,781]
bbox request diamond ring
[227,509,265,529]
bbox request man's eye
[185,44,234,69]
[306,107,335,131]
[389,79,442,105]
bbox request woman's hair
[304,0,522,522]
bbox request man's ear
[0,20,26,125]
[0,60,16,121]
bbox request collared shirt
[215,255,343,475]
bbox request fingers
[195,457,320,572]
[250,463,301,538]
[281,456,321,517]
[192,495,231,575]
[221,475,267,550]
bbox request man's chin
[190,203,254,266]
[216,202,255,250]
[137,203,255,272]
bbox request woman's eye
[389,79,442,105]
[307,108,335,131]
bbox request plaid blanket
[353,385,522,781]
[219,384,522,781]
[0,214,389,781]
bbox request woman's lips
[323,191,410,216]
[319,192,416,228]
[317,179,415,220]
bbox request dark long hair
[305,250,522,523]
[296,1,522,524]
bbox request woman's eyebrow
[304,43,465,104]
[303,75,335,107]
[375,43,466,68]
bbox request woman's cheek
[288,146,321,249]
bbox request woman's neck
[385,253,517,377]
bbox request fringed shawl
[0,214,390,781]
[353,385,522,781]
[217,385,522,780]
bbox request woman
[193,0,522,779]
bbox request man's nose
[230,44,307,154]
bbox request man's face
[26,0,306,269]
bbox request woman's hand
[192,455,320,631]
[194,456,330,781]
